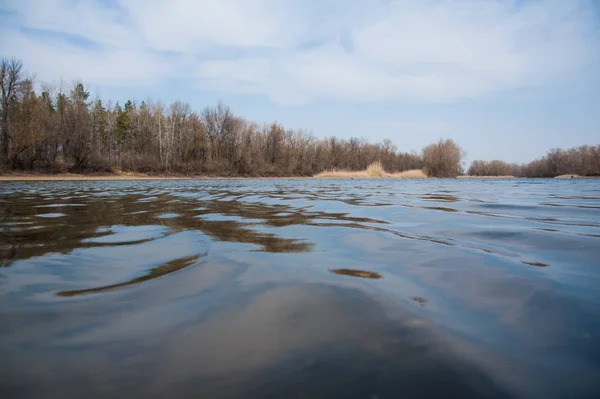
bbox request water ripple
[1,179,599,398]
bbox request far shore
[0,172,428,181]
[0,165,430,181]
[457,175,516,179]
[458,174,599,179]
[0,173,310,181]
[1,171,597,182]
[555,174,588,179]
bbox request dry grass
[387,169,428,178]
[315,163,428,178]
[366,161,385,177]
[313,170,368,178]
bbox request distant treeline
[0,58,597,178]
[1,58,460,176]
[468,146,600,177]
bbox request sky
[1,0,599,163]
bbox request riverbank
[314,168,427,178]
[0,172,300,181]
[0,172,429,181]
[457,175,516,179]
[0,164,430,181]
[0,172,192,181]
[2,171,597,181]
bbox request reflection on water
[56,254,204,297]
[521,260,550,268]
[412,296,428,306]
[1,179,600,398]
[330,268,382,279]
[1,191,316,266]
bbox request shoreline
[0,173,312,181]
[1,173,598,181]
[0,173,428,181]
[457,175,516,179]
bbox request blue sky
[1,0,599,163]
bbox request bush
[422,139,464,177]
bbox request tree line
[468,145,600,177]
[1,58,597,178]
[0,58,445,176]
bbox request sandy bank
[314,169,427,178]
[0,172,430,181]
[457,175,516,179]
[554,175,600,179]
[0,173,310,181]
[0,173,185,181]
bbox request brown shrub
[422,139,464,177]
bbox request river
[1,178,599,398]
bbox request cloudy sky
[1,0,599,162]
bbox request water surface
[1,179,599,398]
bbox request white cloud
[5,0,137,49]
[194,0,599,103]
[121,0,303,51]
[0,26,177,87]
[2,0,599,103]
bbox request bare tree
[2,58,598,178]
[202,102,233,162]
[1,58,25,164]
[468,160,512,176]
[63,83,93,170]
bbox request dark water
[1,179,599,399]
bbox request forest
[1,58,598,178]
